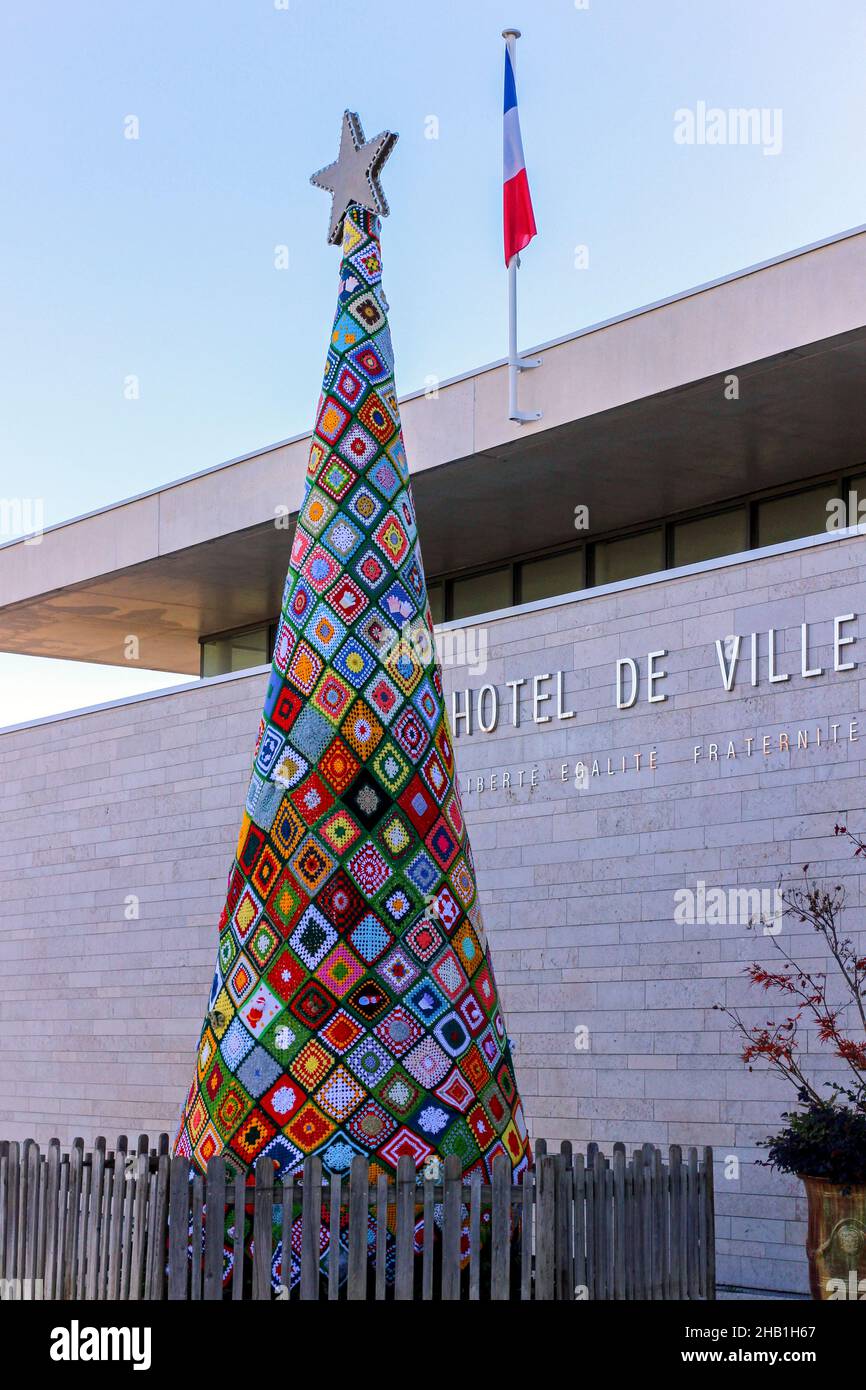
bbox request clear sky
[1,0,864,724]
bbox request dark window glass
[673,509,748,566]
[594,529,664,585]
[521,549,585,603]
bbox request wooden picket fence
[0,1135,715,1301]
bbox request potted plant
[718,824,866,1300]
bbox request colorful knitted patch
[174,206,530,1186]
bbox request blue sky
[1,0,865,723]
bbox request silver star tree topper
[310,110,398,246]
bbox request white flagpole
[503,28,542,424]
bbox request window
[594,529,664,585]
[201,624,272,678]
[427,582,445,626]
[757,485,837,548]
[673,508,748,567]
[520,548,585,604]
[843,474,866,528]
[451,568,512,620]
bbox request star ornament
[310,110,398,247]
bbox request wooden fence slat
[252,1158,273,1302]
[17,1139,32,1285]
[191,1171,204,1301]
[374,1172,388,1301]
[4,1141,19,1284]
[556,1151,573,1301]
[55,1158,70,1301]
[421,1173,435,1300]
[703,1147,716,1300]
[36,1153,48,1291]
[631,1149,643,1299]
[327,1173,342,1301]
[63,1140,84,1301]
[232,1168,246,1301]
[300,1156,322,1301]
[347,1155,369,1301]
[668,1144,683,1299]
[167,1154,190,1300]
[572,1154,586,1300]
[281,1173,295,1300]
[584,1152,596,1298]
[107,1136,128,1301]
[613,1146,626,1300]
[142,1169,157,1299]
[127,1152,149,1301]
[593,1149,609,1300]
[75,1150,92,1301]
[84,1138,105,1301]
[560,1141,574,1299]
[394,1155,414,1302]
[0,1148,8,1285]
[203,1157,226,1302]
[97,1166,113,1301]
[521,1169,534,1300]
[652,1146,664,1300]
[534,1154,555,1300]
[119,1167,135,1301]
[0,1146,7,1284]
[641,1147,653,1304]
[687,1147,700,1299]
[468,1169,482,1301]
[441,1153,461,1301]
[42,1142,61,1301]
[147,1155,170,1300]
[491,1154,511,1300]
[23,1142,40,1299]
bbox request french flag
[503,46,537,266]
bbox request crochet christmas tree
[174,114,530,1188]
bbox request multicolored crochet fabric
[174,205,529,1185]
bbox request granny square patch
[357,392,395,446]
[337,421,378,470]
[312,671,353,725]
[327,574,368,626]
[286,706,334,763]
[302,489,337,537]
[288,906,338,969]
[354,548,388,592]
[347,484,383,528]
[323,514,363,561]
[287,640,324,697]
[349,912,393,965]
[290,772,335,826]
[333,364,365,409]
[333,637,376,688]
[304,603,347,660]
[316,394,351,445]
[364,672,402,725]
[348,341,390,384]
[347,841,392,896]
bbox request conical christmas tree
[174,117,530,1189]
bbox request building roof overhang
[2,225,866,675]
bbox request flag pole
[503,28,542,424]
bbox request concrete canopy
[1,227,865,675]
